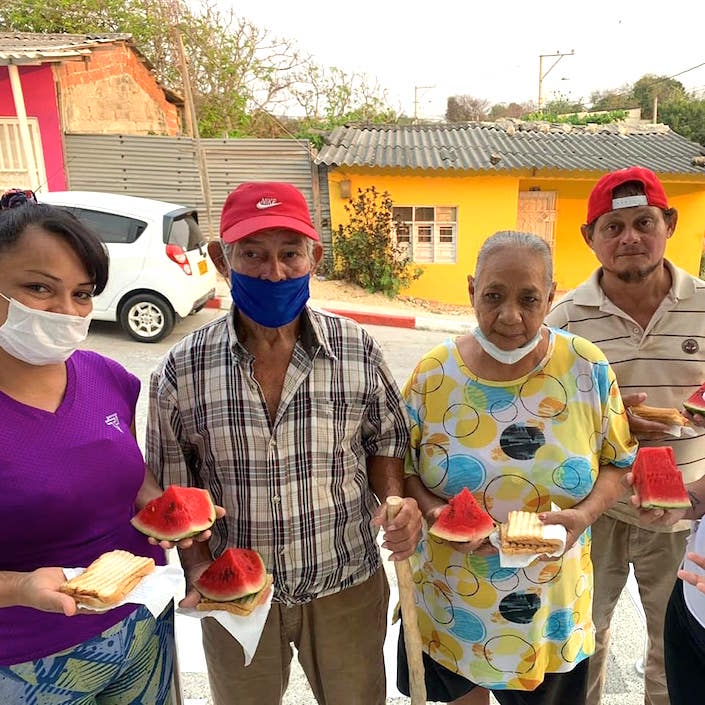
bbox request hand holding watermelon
[131,486,226,550]
[428,488,497,555]
[624,447,692,526]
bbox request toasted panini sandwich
[629,404,687,427]
[60,550,155,608]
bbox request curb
[204,297,470,335]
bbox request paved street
[80,310,648,705]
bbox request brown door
[517,191,557,251]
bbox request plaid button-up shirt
[146,306,409,604]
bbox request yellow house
[316,121,705,305]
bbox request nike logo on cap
[256,198,282,209]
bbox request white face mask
[0,294,92,365]
[472,325,544,366]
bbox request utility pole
[538,50,574,112]
[165,0,214,238]
[413,85,434,122]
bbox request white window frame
[392,205,457,263]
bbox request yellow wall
[327,169,705,305]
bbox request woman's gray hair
[475,231,553,288]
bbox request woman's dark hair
[0,203,109,295]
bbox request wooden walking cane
[386,496,426,705]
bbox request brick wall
[57,43,181,135]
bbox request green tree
[632,74,687,119]
[333,186,422,297]
[589,86,635,111]
[289,65,400,147]
[659,99,705,146]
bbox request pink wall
[0,64,66,191]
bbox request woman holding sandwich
[0,199,175,703]
[397,232,637,705]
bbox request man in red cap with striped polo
[546,166,705,705]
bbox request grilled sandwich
[60,550,155,608]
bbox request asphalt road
[79,310,648,705]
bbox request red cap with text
[586,166,669,225]
[220,182,319,243]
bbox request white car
[38,191,217,342]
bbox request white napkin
[663,424,698,439]
[177,589,274,666]
[63,564,184,617]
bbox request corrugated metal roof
[0,32,132,51]
[315,121,705,176]
[0,32,133,65]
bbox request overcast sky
[214,0,705,119]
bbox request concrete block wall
[57,43,181,135]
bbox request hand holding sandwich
[624,392,687,439]
[1,567,78,616]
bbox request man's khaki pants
[587,514,688,705]
[201,567,389,705]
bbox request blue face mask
[230,271,310,328]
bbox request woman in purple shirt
[0,201,174,703]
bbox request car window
[68,207,147,244]
[166,214,204,251]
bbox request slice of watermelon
[131,486,216,541]
[632,446,691,509]
[429,487,495,542]
[683,382,705,417]
[195,548,267,601]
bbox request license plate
[198,260,208,274]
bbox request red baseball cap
[219,182,319,243]
[586,166,669,225]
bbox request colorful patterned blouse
[403,328,637,690]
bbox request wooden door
[517,191,557,251]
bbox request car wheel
[119,294,175,343]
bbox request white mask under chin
[0,294,92,365]
[472,326,544,366]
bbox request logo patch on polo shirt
[682,338,699,354]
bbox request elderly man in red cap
[146,182,421,705]
[546,166,705,705]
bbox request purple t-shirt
[0,350,164,665]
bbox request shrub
[332,186,422,297]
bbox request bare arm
[368,456,422,561]
[0,569,77,615]
[540,464,625,551]
[176,541,214,608]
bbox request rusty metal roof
[316,121,705,176]
[0,33,133,64]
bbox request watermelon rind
[429,487,495,542]
[633,447,691,510]
[196,548,267,601]
[131,485,216,541]
[683,385,705,417]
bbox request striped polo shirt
[546,260,705,531]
